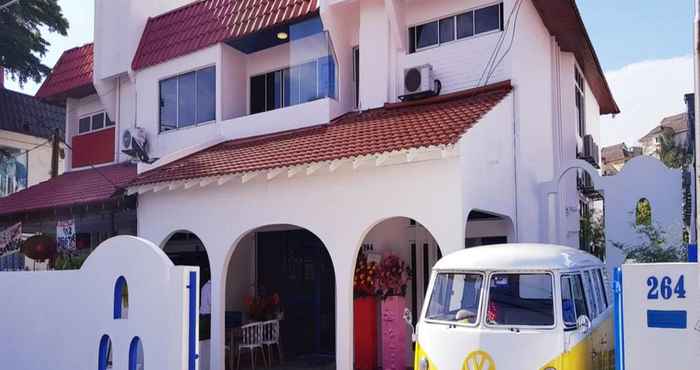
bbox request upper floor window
[79,112,114,135]
[575,68,586,138]
[408,3,504,53]
[250,56,336,114]
[159,66,216,132]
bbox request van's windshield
[425,273,483,324]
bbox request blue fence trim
[647,310,688,329]
[613,267,625,370]
[98,335,110,370]
[113,276,127,319]
[129,337,141,370]
[688,244,698,263]
[188,271,198,370]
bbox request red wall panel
[72,127,115,168]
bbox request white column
[209,259,226,370]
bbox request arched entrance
[465,209,514,247]
[224,224,336,369]
[352,217,442,370]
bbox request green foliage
[0,0,69,85]
[657,132,691,169]
[613,223,687,263]
[52,253,87,270]
[635,199,651,226]
[580,208,605,260]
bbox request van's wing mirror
[576,315,592,334]
[403,308,416,342]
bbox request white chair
[236,322,267,370]
[261,320,283,365]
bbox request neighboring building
[601,143,642,175]
[0,70,66,271]
[0,45,137,271]
[639,112,690,157]
[0,71,65,197]
[28,0,619,369]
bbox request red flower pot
[354,296,378,370]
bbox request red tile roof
[131,0,319,71]
[130,81,512,187]
[35,43,95,102]
[0,163,136,216]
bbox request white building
[36,0,619,369]
[638,112,690,157]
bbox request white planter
[199,340,210,370]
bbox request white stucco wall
[0,236,195,370]
[137,155,466,370]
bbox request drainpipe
[50,128,60,178]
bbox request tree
[580,208,605,260]
[657,131,691,169]
[613,223,687,263]
[0,0,69,86]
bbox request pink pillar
[381,296,407,370]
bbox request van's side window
[562,274,589,328]
[591,269,606,312]
[596,269,609,308]
[583,271,599,318]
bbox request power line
[0,0,20,11]
[484,0,524,85]
[478,0,523,87]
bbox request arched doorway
[225,225,336,369]
[352,217,442,370]
[465,210,514,247]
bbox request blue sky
[577,0,694,71]
[2,0,696,146]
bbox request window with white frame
[408,3,504,53]
[159,66,216,132]
[575,68,586,138]
[78,112,114,135]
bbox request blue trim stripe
[647,310,687,329]
[98,335,110,370]
[188,271,198,370]
[613,267,625,370]
[688,244,698,263]
[129,337,142,370]
[114,276,127,319]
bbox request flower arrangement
[376,253,411,299]
[245,292,282,321]
[353,250,379,298]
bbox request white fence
[0,236,199,370]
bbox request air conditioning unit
[400,64,440,101]
[121,127,155,163]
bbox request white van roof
[434,244,603,271]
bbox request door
[257,230,335,357]
[561,273,593,370]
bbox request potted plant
[376,253,411,370]
[353,250,379,370]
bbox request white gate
[614,263,700,370]
[0,236,200,370]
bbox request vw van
[413,244,614,370]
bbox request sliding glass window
[250,56,336,115]
[159,66,216,132]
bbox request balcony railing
[578,134,600,169]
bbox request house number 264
[647,275,686,300]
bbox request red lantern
[21,234,57,261]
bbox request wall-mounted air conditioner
[400,64,441,101]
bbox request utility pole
[50,128,60,178]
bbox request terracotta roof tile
[35,43,95,102]
[132,0,318,71]
[0,163,136,216]
[130,81,512,187]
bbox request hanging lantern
[21,234,57,261]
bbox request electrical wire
[0,0,20,11]
[478,0,523,87]
[0,139,51,161]
[484,0,524,85]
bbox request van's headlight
[419,357,429,370]
[544,368,556,370]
